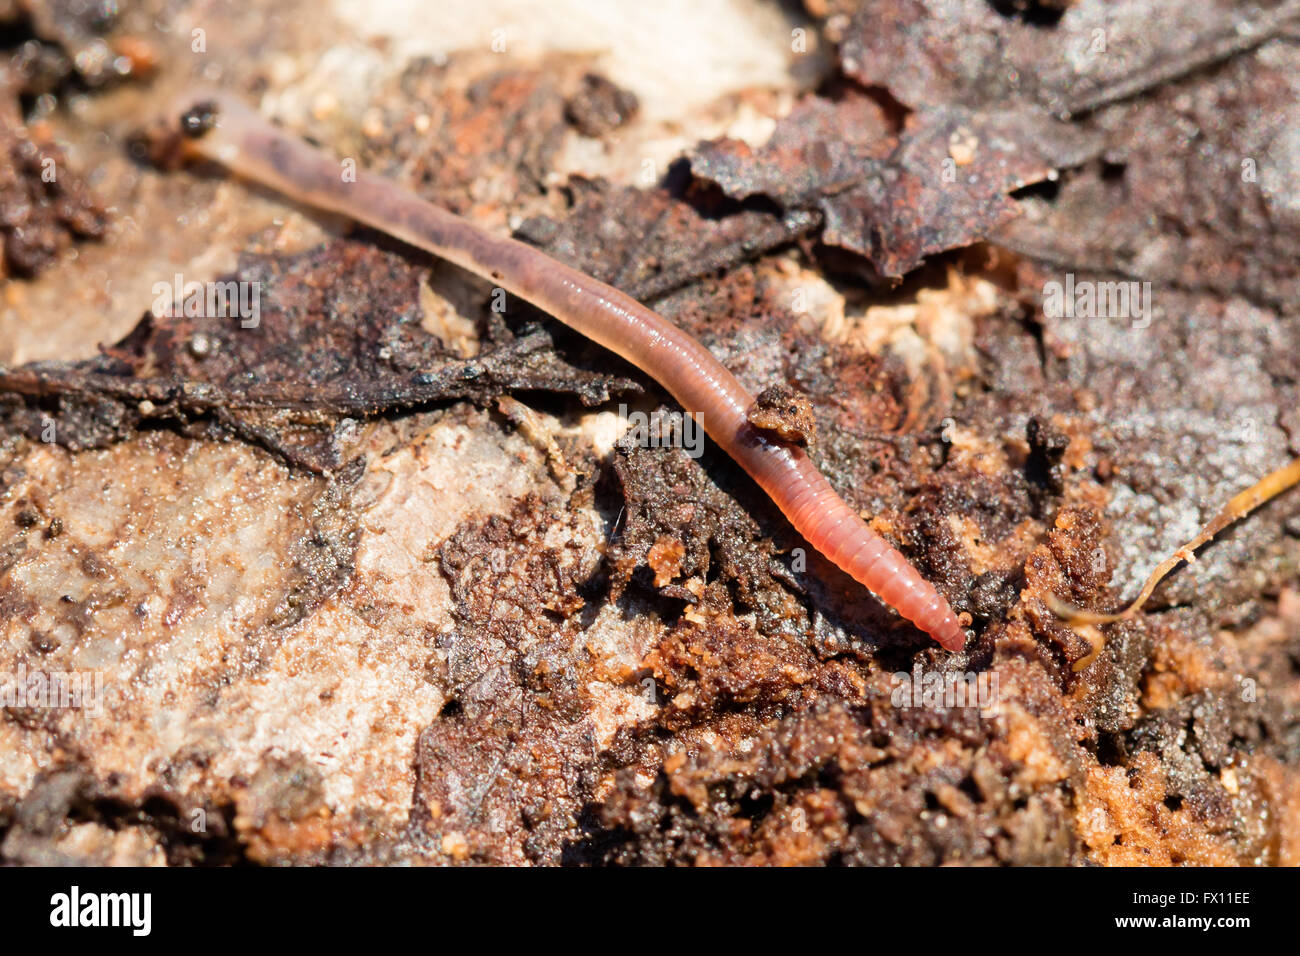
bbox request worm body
[175,91,965,650]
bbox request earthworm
[170,90,967,651]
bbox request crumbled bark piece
[646,535,686,588]
[692,91,895,209]
[0,117,109,277]
[692,89,1100,278]
[748,382,818,446]
[565,72,639,137]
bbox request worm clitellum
[172,91,967,651]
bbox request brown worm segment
[171,90,967,651]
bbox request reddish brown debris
[564,72,639,138]
[0,116,108,278]
[748,382,818,446]
[691,90,1100,278]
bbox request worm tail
[740,433,966,650]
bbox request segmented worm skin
[179,91,966,651]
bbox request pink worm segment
[179,91,966,651]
